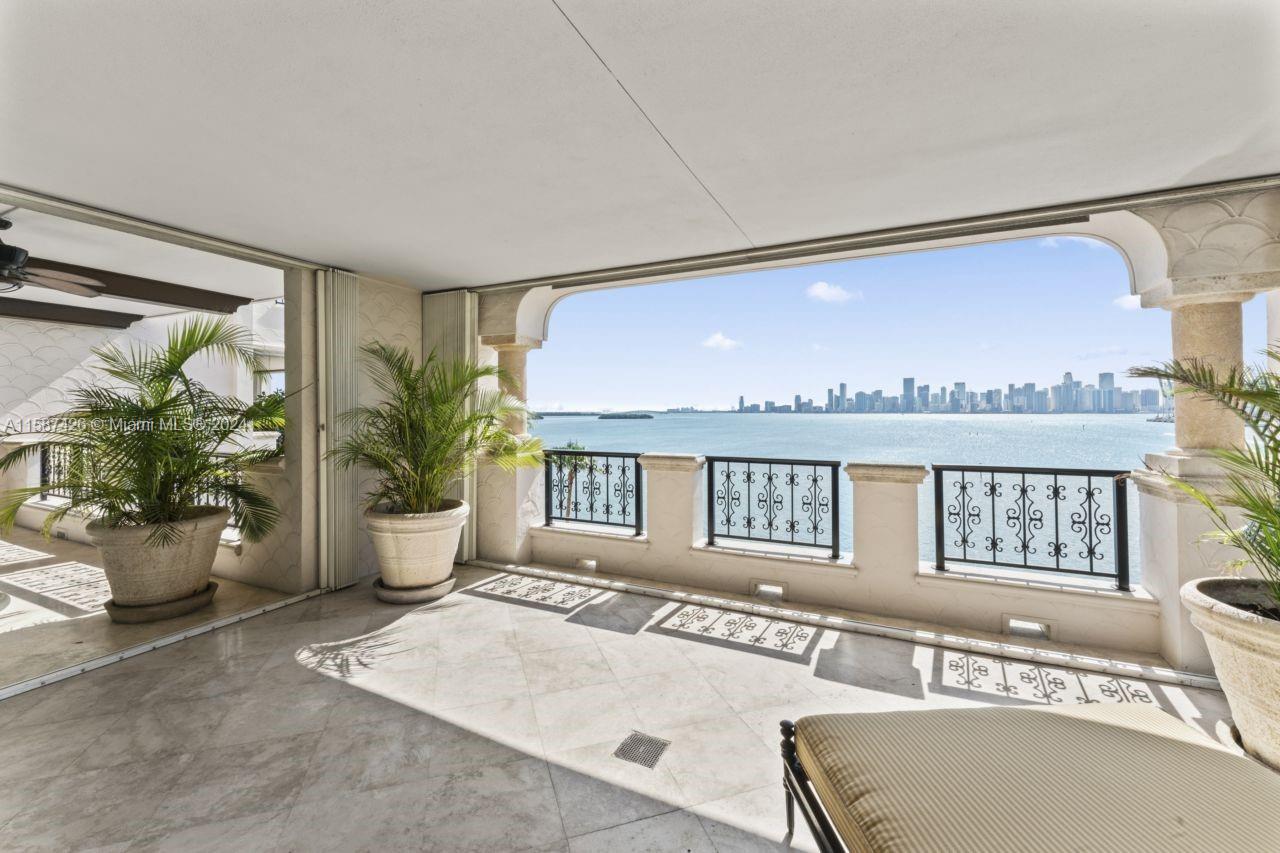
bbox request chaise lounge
[782,704,1280,852]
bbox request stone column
[1170,299,1245,454]
[474,332,543,565]
[845,463,928,574]
[1130,188,1280,671]
[482,334,540,437]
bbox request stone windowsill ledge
[532,522,648,544]
[915,562,1159,614]
[697,540,854,570]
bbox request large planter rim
[364,498,467,522]
[1181,577,1280,641]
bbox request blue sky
[528,236,1268,411]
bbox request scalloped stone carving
[1136,189,1280,279]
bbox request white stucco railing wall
[529,452,1161,657]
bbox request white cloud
[805,281,861,303]
[1113,294,1141,310]
[701,331,742,350]
[1040,235,1108,250]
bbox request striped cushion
[795,704,1280,852]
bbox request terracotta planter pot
[365,500,468,590]
[1181,577,1280,768]
[86,507,228,608]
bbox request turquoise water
[531,413,1169,580]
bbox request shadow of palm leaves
[295,627,412,679]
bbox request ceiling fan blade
[22,266,104,288]
[20,275,103,298]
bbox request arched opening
[528,234,1269,580]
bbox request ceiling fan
[0,217,105,298]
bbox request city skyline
[527,237,1268,411]
[733,369,1165,415]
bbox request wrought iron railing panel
[543,450,643,535]
[932,464,1130,590]
[39,444,79,501]
[706,456,840,559]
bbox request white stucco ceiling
[0,208,282,317]
[2,1,1277,290]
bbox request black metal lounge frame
[781,720,847,853]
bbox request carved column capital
[1133,188,1280,308]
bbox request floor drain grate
[613,731,670,768]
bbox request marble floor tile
[281,779,434,851]
[522,642,615,696]
[0,710,121,785]
[434,653,528,709]
[129,808,291,853]
[436,624,522,664]
[72,694,237,770]
[694,784,820,852]
[204,680,340,748]
[618,667,737,730]
[147,732,321,833]
[428,694,546,773]
[595,633,692,681]
[547,737,688,837]
[417,757,567,853]
[533,682,644,752]
[568,809,716,853]
[651,715,781,805]
[512,617,600,654]
[297,714,438,802]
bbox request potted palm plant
[0,316,284,622]
[1132,354,1280,768]
[332,343,541,602]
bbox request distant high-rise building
[902,377,915,413]
[764,400,776,413]
[794,394,802,411]
[838,382,847,413]
[917,384,930,412]
[953,382,966,412]
[827,388,835,412]
[1099,372,1115,391]
[737,395,744,413]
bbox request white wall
[0,303,285,429]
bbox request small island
[598,412,654,420]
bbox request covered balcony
[2,1,1279,850]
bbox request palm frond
[329,343,542,513]
[1133,350,1280,606]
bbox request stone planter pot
[365,500,468,595]
[1181,577,1280,768]
[86,507,228,618]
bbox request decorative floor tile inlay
[0,541,52,566]
[462,573,607,613]
[937,650,1155,706]
[613,731,670,768]
[648,604,823,663]
[0,561,112,613]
